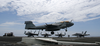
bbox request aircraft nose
[71,23,74,26]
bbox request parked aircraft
[3,32,14,36]
[24,31,40,37]
[55,32,66,37]
[72,31,90,38]
[25,20,74,34]
[41,32,52,37]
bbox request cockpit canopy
[60,21,69,23]
[52,21,70,25]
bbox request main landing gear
[51,31,54,34]
[65,28,67,32]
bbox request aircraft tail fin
[24,31,26,34]
[84,31,87,34]
[37,31,40,36]
[25,21,35,29]
[82,31,83,34]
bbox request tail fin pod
[25,21,35,29]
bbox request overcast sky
[0,0,100,37]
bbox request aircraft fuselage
[25,21,74,31]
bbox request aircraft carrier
[0,36,100,46]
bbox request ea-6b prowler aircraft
[25,20,74,34]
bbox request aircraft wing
[41,34,45,36]
[48,34,52,36]
[41,34,51,36]
[84,34,90,36]
[72,34,82,36]
[46,25,59,28]
[55,34,59,36]
[33,34,38,35]
[62,34,66,36]
[46,25,60,31]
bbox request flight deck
[0,36,100,46]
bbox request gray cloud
[0,22,22,26]
[0,0,100,23]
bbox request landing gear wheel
[51,31,54,34]
[44,35,46,37]
[28,35,30,37]
[65,28,67,32]
[42,29,43,31]
[65,29,67,32]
